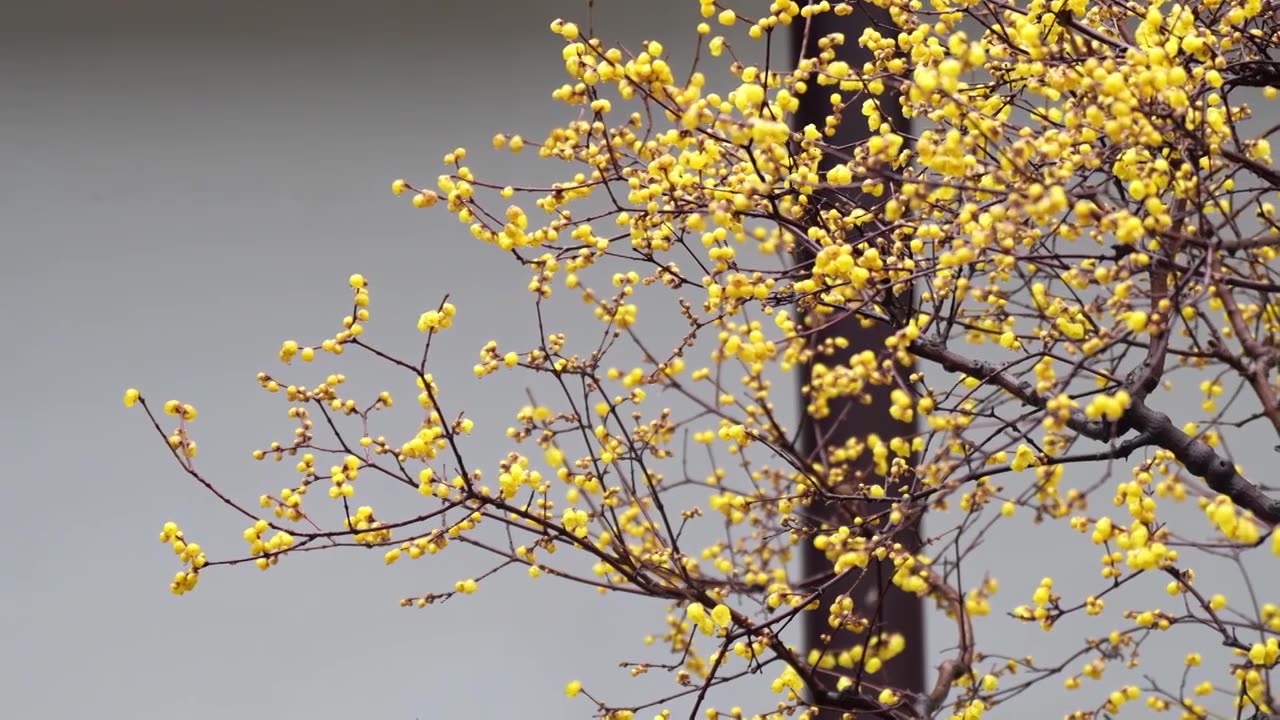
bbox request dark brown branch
[910,337,1280,525]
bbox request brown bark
[791,5,926,717]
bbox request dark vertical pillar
[789,4,925,716]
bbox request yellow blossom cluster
[158,521,205,595]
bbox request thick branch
[1222,147,1280,188]
[910,337,1280,525]
[1225,59,1280,89]
[1126,402,1280,524]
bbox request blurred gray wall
[2,1,779,717]
[3,1,1277,719]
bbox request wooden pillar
[790,4,925,716]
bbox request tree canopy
[130,0,1280,718]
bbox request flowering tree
[127,0,1280,717]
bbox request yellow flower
[1011,444,1037,472]
[711,603,732,628]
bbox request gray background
[3,1,1276,718]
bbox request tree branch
[910,337,1280,525]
